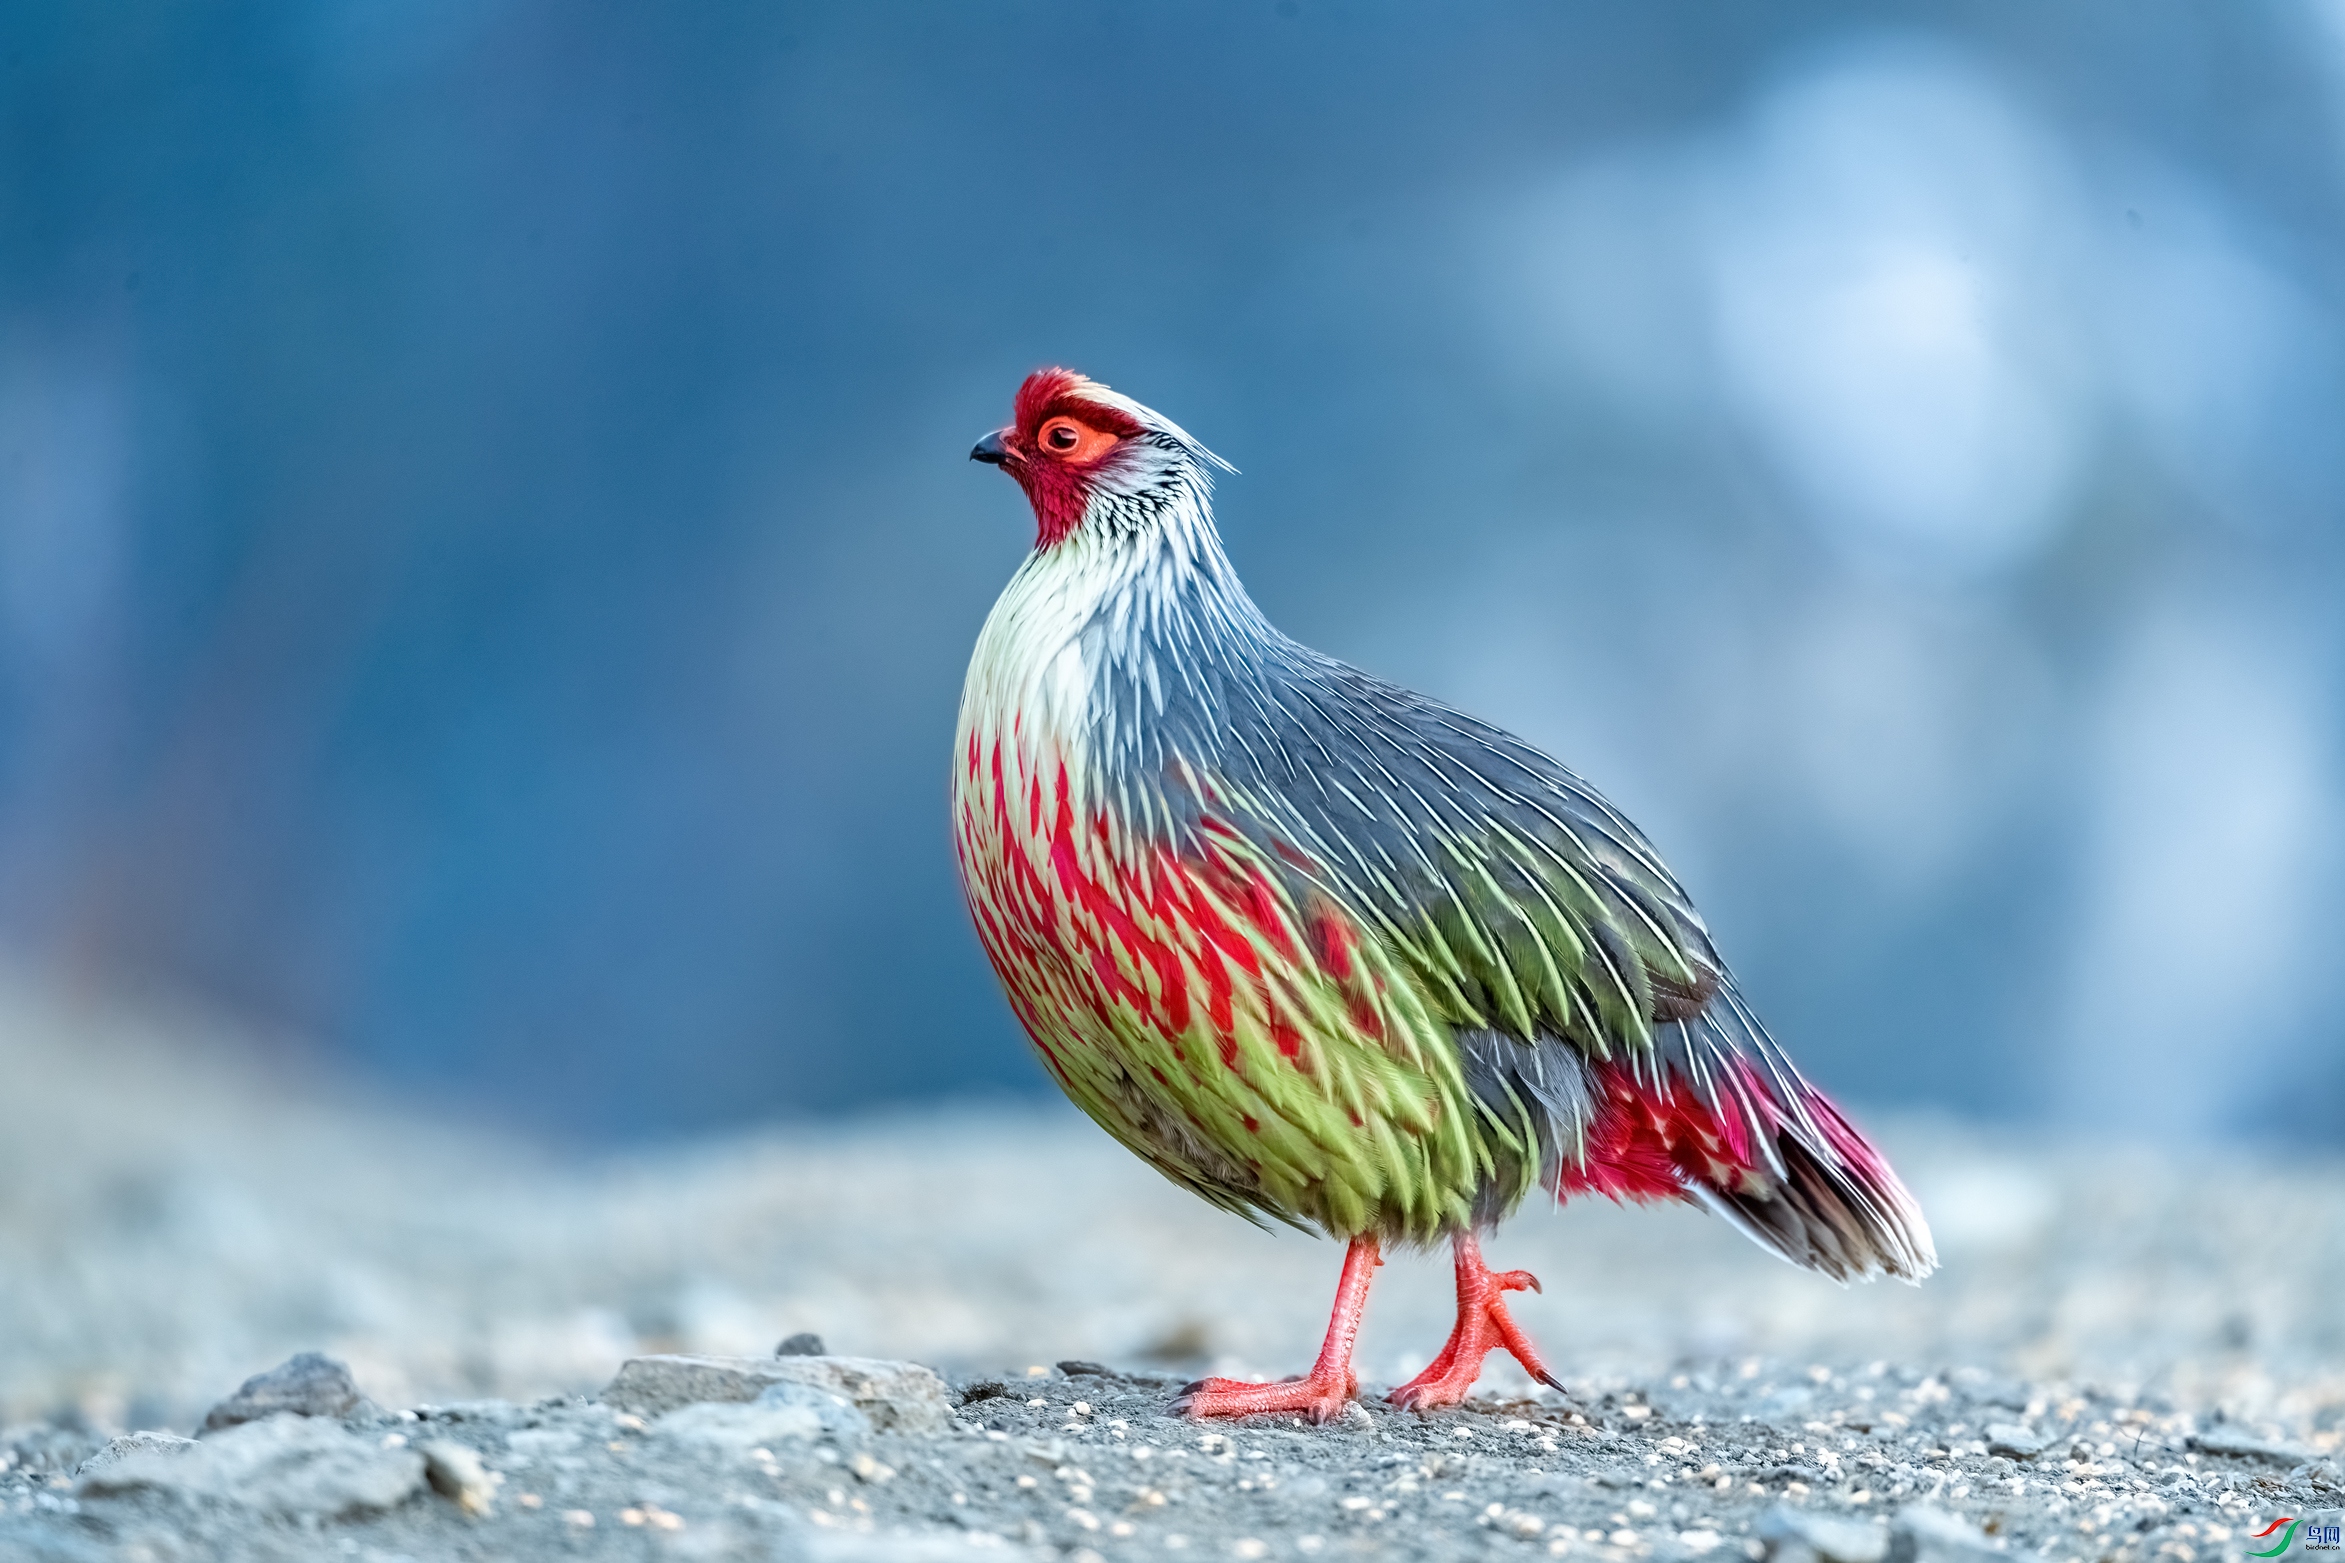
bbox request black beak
[969,430,1010,465]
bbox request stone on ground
[604,1352,949,1431]
[654,1380,873,1449]
[73,1432,195,1479]
[419,1438,497,1514]
[200,1351,367,1432]
[78,1413,424,1517]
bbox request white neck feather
[957,479,1274,819]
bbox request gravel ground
[3,976,2342,1561]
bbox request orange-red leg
[1171,1235,1379,1423]
[1388,1231,1565,1411]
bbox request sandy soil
[1,976,2340,1561]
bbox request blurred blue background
[2,2,2339,1143]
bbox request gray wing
[1145,644,1932,1280]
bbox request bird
[953,368,1934,1422]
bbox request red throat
[1018,457,1094,551]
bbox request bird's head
[970,368,1230,550]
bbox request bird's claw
[1169,1371,1358,1423]
[1388,1252,1561,1413]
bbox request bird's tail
[1686,1080,1936,1283]
[1661,989,1936,1283]
[1466,995,1937,1282]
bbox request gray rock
[655,1381,873,1450]
[777,1332,828,1357]
[78,1413,425,1517]
[605,1353,802,1414]
[1984,1423,2049,1459]
[1760,1504,1890,1563]
[1890,1504,2014,1563]
[200,1351,365,1432]
[74,1431,196,1479]
[2190,1427,2319,1465]
[604,1352,950,1431]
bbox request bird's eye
[1031,414,1119,463]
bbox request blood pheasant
[954,369,1933,1421]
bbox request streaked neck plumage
[959,461,1280,838]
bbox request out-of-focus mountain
[2,3,2340,1136]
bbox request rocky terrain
[2,976,2342,1561]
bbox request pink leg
[1172,1235,1379,1423]
[1387,1231,1565,1412]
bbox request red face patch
[1034,414,1120,465]
[984,368,1146,549]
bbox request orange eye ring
[1034,415,1120,464]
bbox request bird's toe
[1170,1372,1356,1422]
[1387,1380,1464,1414]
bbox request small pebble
[420,1440,497,1516]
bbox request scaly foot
[1169,1234,1380,1423]
[1388,1232,1566,1412]
[1170,1368,1359,1423]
